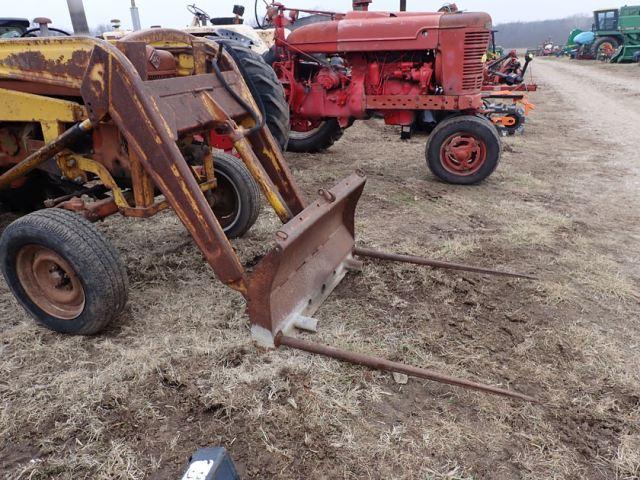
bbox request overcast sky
[3,0,608,30]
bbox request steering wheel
[187,4,210,20]
[21,27,71,37]
[254,0,272,29]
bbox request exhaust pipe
[130,0,142,31]
[66,0,90,34]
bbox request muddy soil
[1,58,639,479]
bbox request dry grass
[1,60,640,479]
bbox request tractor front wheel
[425,115,502,185]
[287,118,344,153]
[207,152,261,239]
[0,209,128,334]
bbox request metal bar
[277,335,538,403]
[66,0,91,35]
[482,94,526,100]
[130,0,142,31]
[0,119,92,191]
[44,184,107,207]
[234,137,293,223]
[354,247,536,280]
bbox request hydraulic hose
[211,43,266,137]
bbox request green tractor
[487,30,505,61]
[591,5,640,63]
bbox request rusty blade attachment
[354,247,536,280]
[245,172,366,348]
[277,334,538,403]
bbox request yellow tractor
[0,29,536,402]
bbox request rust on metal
[354,247,536,280]
[78,38,249,288]
[245,173,365,347]
[0,119,92,191]
[0,44,91,88]
[129,149,155,209]
[15,245,86,319]
[276,334,538,403]
[318,188,336,203]
[58,196,120,222]
[244,127,307,216]
[43,184,107,208]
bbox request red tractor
[264,2,502,185]
[484,50,536,92]
[481,49,537,136]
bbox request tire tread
[0,209,128,334]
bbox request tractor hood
[286,11,492,53]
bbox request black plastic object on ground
[180,447,240,480]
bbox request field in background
[1,58,639,479]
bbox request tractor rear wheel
[287,118,344,153]
[0,209,128,334]
[425,115,502,185]
[592,37,620,61]
[214,40,290,150]
[208,152,261,239]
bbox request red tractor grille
[462,31,490,91]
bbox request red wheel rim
[290,118,325,141]
[290,118,322,133]
[439,133,487,176]
[16,245,85,319]
[599,42,615,57]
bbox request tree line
[494,14,593,49]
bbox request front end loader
[0,31,536,403]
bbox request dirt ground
[1,58,640,479]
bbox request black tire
[592,36,620,61]
[208,152,261,239]
[486,105,525,136]
[287,118,344,153]
[214,40,290,150]
[262,46,277,66]
[425,115,502,185]
[503,108,526,136]
[0,209,128,334]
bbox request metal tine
[277,334,539,403]
[354,246,537,280]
